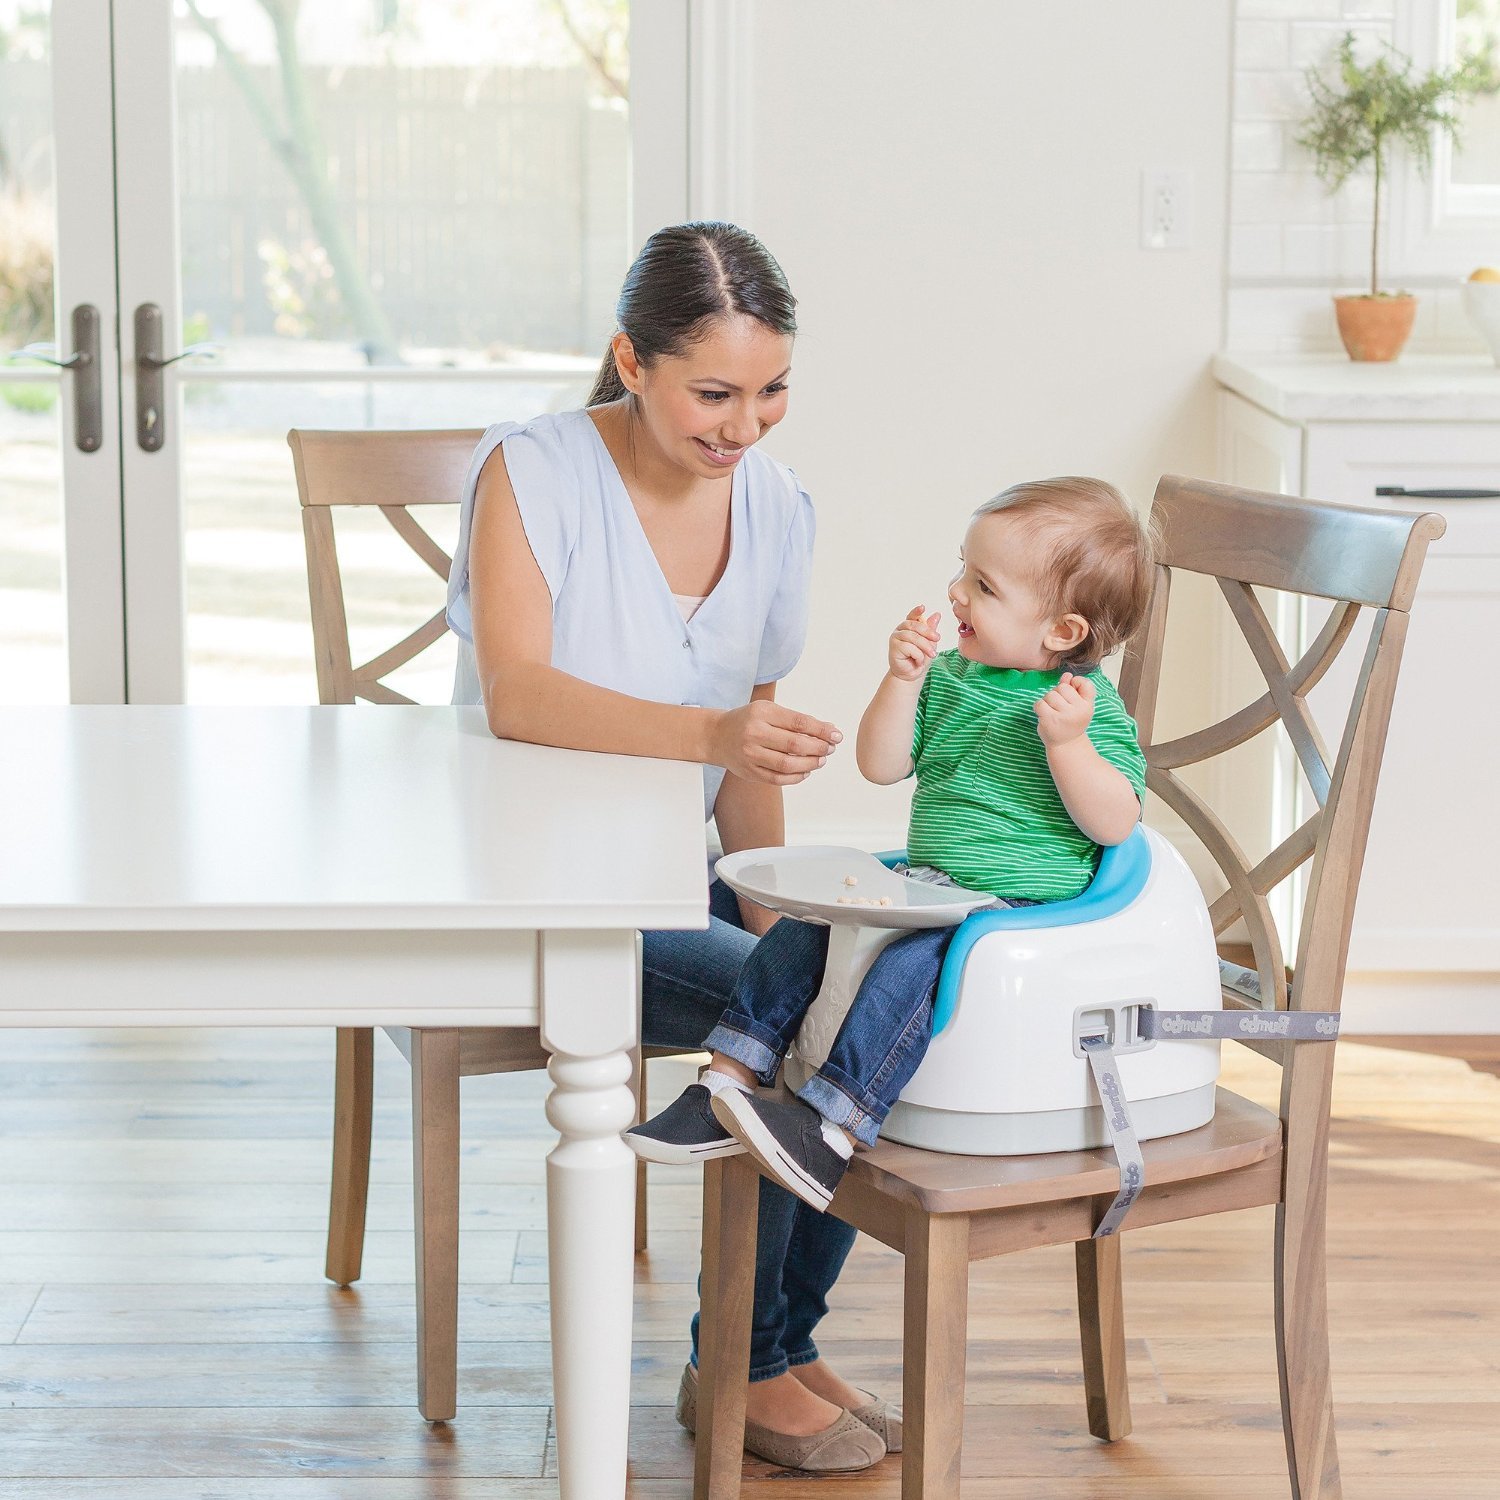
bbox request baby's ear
[1045,612,1091,655]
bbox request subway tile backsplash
[1228,0,1488,352]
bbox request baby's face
[947,515,1069,672]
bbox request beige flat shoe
[848,1387,903,1454]
[676,1362,887,1473]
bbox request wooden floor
[0,1029,1496,1498]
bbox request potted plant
[1297,32,1496,362]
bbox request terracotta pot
[1333,294,1417,362]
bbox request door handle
[9,305,102,453]
[134,303,221,452]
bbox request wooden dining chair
[288,426,683,1422]
[692,475,1446,1499]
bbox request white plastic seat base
[716,830,1222,1160]
[882,1079,1219,1156]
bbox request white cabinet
[1214,356,1500,1028]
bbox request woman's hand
[888,605,942,682]
[1034,671,1096,747]
[707,699,842,785]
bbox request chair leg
[903,1209,969,1500]
[694,1156,759,1500]
[1275,1196,1342,1498]
[1075,1236,1132,1440]
[325,1027,374,1287]
[632,1044,649,1254]
[411,1027,461,1423]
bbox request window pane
[172,0,631,702]
[174,0,629,366]
[0,1,66,704]
[181,376,590,704]
[1454,0,1500,187]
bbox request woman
[446,222,893,1472]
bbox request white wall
[731,1,1234,848]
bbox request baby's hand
[889,605,941,682]
[1034,671,1096,746]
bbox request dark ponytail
[586,221,797,407]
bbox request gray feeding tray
[715,845,997,929]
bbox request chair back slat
[1150,600,1360,773]
[356,679,419,706]
[288,428,483,507]
[289,428,481,706]
[299,506,356,703]
[381,506,454,581]
[1152,475,1441,609]
[1117,564,1169,747]
[357,609,449,686]
[1292,607,1410,1018]
[1122,477,1445,1102]
[1218,580,1335,808]
[1146,764,1291,1013]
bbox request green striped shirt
[907,652,1146,901]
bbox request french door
[2,0,689,705]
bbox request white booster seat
[715,825,1222,1158]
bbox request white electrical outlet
[1141,169,1192,250]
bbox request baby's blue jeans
[706,879,1037,1148]
[705,919,957,1148]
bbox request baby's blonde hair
[972,477,1155,670]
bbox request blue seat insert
[878,826,1154,1036]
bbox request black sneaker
[711,1090,850,1212]
[624,1084,746,1165]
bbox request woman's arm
[713,683,788,936]
[467,447,840,784]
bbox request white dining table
[0,704,708,1499]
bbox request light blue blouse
[446,408,817,819]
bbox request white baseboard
[1340,975,1500,1036]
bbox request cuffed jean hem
[691,1352,815,1384]
[704,1019,783,1086]
[745,1344,820,1383]
[797,1072,885,1147]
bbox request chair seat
[839,1086,1282,1217]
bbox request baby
[627,477,1152,1210]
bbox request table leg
[540,929,640,1500]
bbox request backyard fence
[1,59,629,355]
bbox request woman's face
[618,314,792,478]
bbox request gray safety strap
[1082,1005,1341,1238]
[1080,1037,1144,1238]
[1139,1008,1341,1042]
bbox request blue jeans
[642,879,860,1383]
[706,921,957,1146]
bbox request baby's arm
[1035,674,1140,845]
[857,605,940,785]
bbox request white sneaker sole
[622,1130,745,1166]
[711,1090,835,1211]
